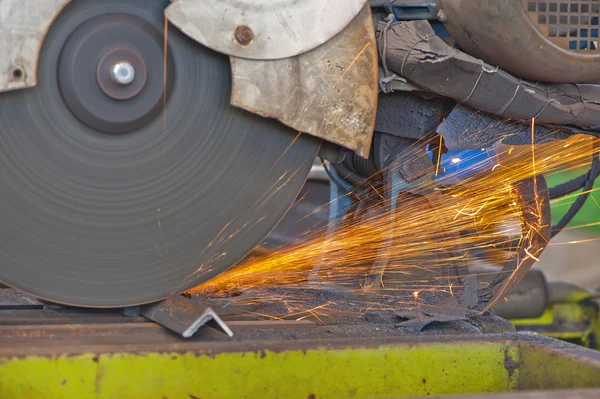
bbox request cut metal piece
[0,0,319,307]
[165,0,368,60]
[142,295,233,338]
[230,4,378,158]
[479,176,552,312]
[308,164,329,182]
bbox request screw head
[235,25,254,46]
[111,62,135,85]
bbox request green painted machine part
[511,290,600,350]
[1,333,599,399]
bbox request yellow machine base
[1,331,600,398]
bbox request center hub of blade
[57,12,174,134]
[96,48,147,100]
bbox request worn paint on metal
[0,354,97,397]
[230,4,378,158]
[2,333,600,398]
[513,300,600,350]
[0,342,514,399]
[2,335,600,398]
[518,340,600,391]
[165,0,368,60]
[505,345,521,392]
[0,0,72,93]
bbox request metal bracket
[141,295,233,338]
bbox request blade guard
[230,5,378,158]
[0,0,71,93]
[1,0,377,157]
[164,0,369,60]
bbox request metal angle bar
[308,164,330,182]
[141,295,233,338]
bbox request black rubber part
[0,0,319,307]
[549,161,600,200]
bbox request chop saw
[0,0,598,312]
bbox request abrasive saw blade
[0,0,319,307]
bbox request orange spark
[192,134,599,319]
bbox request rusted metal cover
[0,0,71,92]
[437,0,600,83]
[230,5,378,158]
[165,0,368,60]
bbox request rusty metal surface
[141,295,233,338]
[230,5,378,158]
[165,0,367,60]
[0,0,71,92]
[437,0,600,83]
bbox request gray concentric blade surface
[0,0,319,307]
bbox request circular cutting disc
[0,0,319,307]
